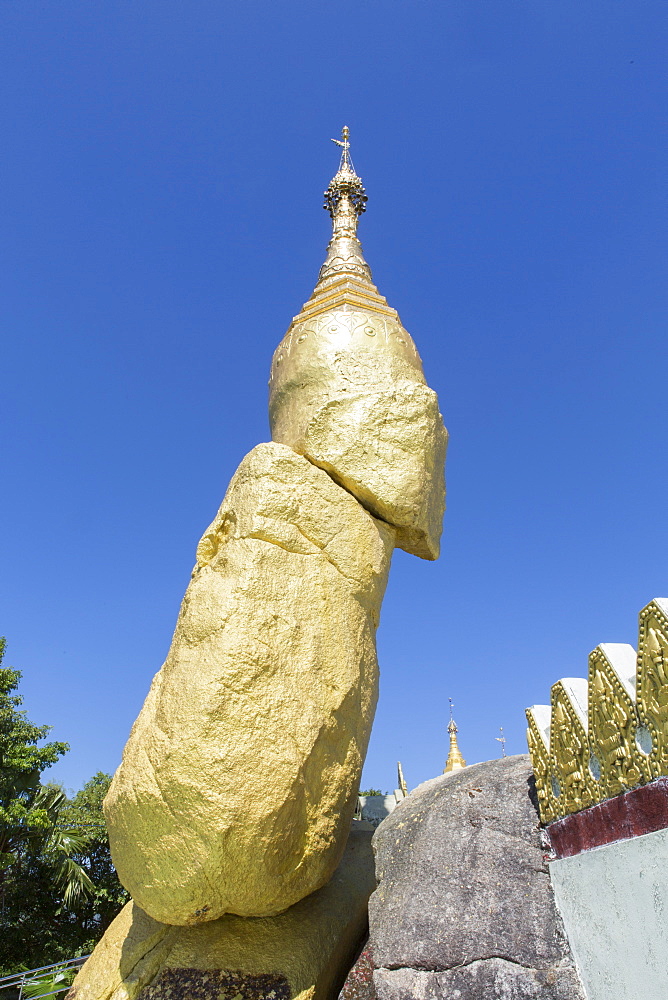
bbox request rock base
[337,943,376,1000]
[374,960,583,999]
[368,756,586,1000]
[68,825,375,1000]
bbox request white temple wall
[549,827,668,1000]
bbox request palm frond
[20,967,75,999]
[45,825,90,856]
[55,855,95,908]
[32,784,67,819]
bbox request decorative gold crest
[525,705,558,824]
[588,643,648,797]
[550,679,598,817]
[527,598,668,824]
[637,599,668,778]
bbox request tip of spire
[318,127,371,284]
[330,125,354,174]
[324,124,366,210]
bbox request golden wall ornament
[636,598,668,778]
[527,598,668,825]
[525,705,558,824]
[549,679,598,818]
[588,643,649,797]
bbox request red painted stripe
[547,777,668,859]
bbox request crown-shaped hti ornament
[318,126,371,283]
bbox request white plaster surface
[550,828,668,1000]
[599,642,637,698]
[358,793,402,826]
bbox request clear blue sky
[2,1,666,795]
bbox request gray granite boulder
[373,961,583,999]
[368,755,585,1000]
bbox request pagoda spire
[318,126,372,284]
[397,761,408,796]
[444,699,467,773]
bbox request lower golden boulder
[104,443,394,925]
[67,825,375,1000]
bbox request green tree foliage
[60,772,130,932]
[0,642,128,973]
[21,963,78,999]
[0,638,69,869]
[0,773,129,974]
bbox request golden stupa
[444,701,467,773]
[268,127,425,396]
[71,127,449,1000]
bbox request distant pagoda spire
[397,761,408,796]
[444,698,467,773]
[318,126,372,284]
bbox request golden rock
[269,132,446,561]
[104,443,394,925]
[67,825,375,1000]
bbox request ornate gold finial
[331,125,352,168]
[444,699,467,773]
[319,126,372,284]
[397,761,408,796]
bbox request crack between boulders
[378,955,548,974]
[302,454,400,535]
[128,926,174,974]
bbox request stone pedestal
[68,826,375,1000]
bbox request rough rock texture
[373,962,583,1000]
[104,443,394,925]
[368,755,585,1000]
[337,944,376,1000]
[270,349,446,561]
[68,825,375,1000]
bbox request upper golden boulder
[269,128,447,560]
